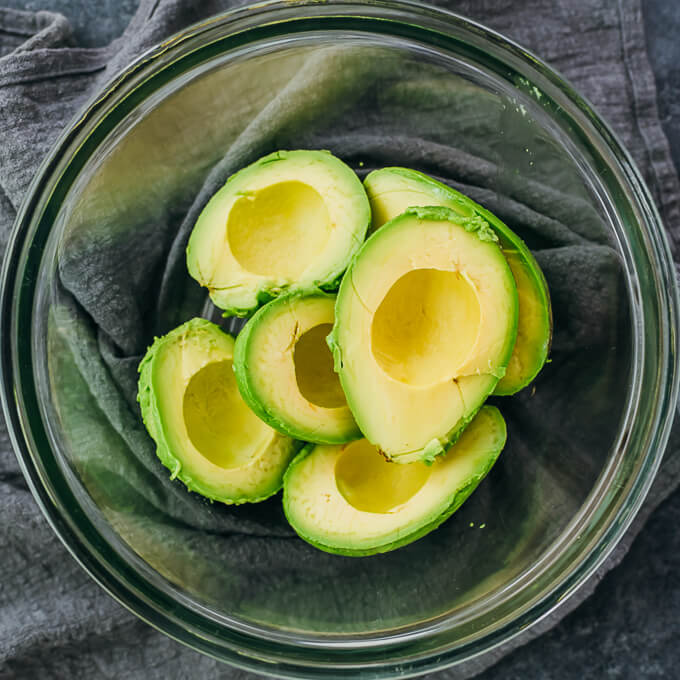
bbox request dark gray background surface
[1,1,679,678]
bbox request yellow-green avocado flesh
[364,167,552,395]
[283,406,506,556]
[137,318,300,504]
[329,205,518,463]
[186,150,370,316]
[234,291,360,444]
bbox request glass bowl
[2,1,678,677]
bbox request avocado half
[364,167,552,395]
[234,290,360,444]
[329,205,518,464]
[186,150,371,316]
[137,318,300,504]
[284,406,507,556]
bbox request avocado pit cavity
[227,181,331,278]
[293,323,345,408]
[183,359,270,469]
[370,268,481,386]
[334,439,431,513]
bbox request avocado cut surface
[186,150,370,316]
[234,291,360,444]
[283,406,506,556]
[137,318,299,504]
[364,167,552,394]
[329,205,518,463]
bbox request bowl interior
[13,4,668,670]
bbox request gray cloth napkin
[1,1,680,679]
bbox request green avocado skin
[283,406,507,556]
[137,318,300,504]
[364,167,552,395]
[234,289,362,445]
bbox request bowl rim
[1,1,678,677]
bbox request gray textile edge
[0,1,678,678]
